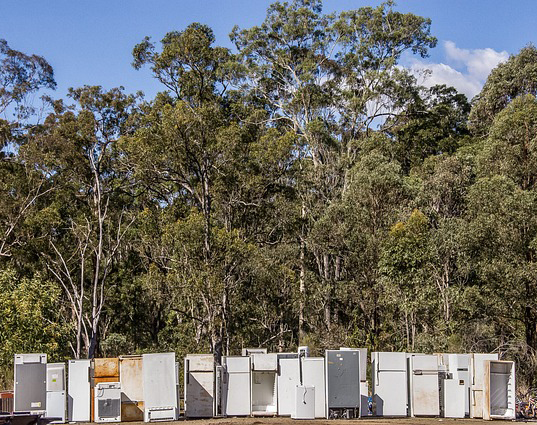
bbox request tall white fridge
[184,354,215,418]
[372,352,407,417]
[408,354,439,417]
[67,359,91,422]
[222,356,251,416]
[448,354,471,416]
[142,353,178,422]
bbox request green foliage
[0,268,71,387]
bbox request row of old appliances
[13,348,515,422]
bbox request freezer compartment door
[251,354,278,371]
[376,352,407,372]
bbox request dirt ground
[88,418,518,425]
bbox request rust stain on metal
[94,357,120,377]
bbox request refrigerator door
[143,353,178,421]
[301,358,325,418]
[277,358,299,415]
[68,359,91,422]
[47,363,65,392]
[372,352,407,417]
[409,355,439,417]
[222,357,251,416]
[443,379,466,418]
[470,353,498,418]
[119,356,143,422]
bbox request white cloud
[407,41,509,100]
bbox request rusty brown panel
[121,401,144,422]
[94,358,120,377]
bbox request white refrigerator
[222,356,251,416]
[67,359,91,422]
[184,354,215,418]
[408,354,439,417]
[448,354,471,416]
[372,352,407,417]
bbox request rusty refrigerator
[119,356,144,421]
[470,353,499,418]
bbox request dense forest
[2,0,537,388]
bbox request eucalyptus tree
[23,86,140,358]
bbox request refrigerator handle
[185,359,190,385]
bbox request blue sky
[1,0,536,103]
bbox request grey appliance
[325,349,360,419]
